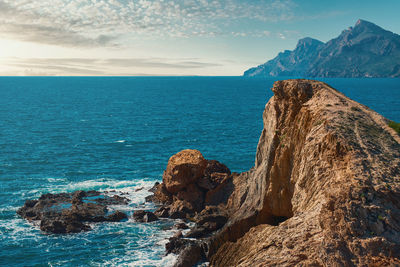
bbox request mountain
[244,20,400,78]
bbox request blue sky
[0,0,399,76]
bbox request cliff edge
[150,79,400,266]
[209,79,400,266]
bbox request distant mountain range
[244,20,400,78]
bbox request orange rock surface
[208,79,400,266]
[163,149,207,193]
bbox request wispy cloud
[0,0,295,47]
[1,57,223,76]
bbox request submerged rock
[132,210,158,222]
[17,190,129,234]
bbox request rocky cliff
[208,79,400,266]
[244,19,400,78]
[150,79,400,266]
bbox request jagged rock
[147,183,173,204]
[17,190,130,234]
[173,231,183,239]
[154,206,170,218]
[168,199,194,219]
[154,183,173,204]
[207,80,400,266]
[107,210,128,222]
[95,195,130,205]
[173,243,203,267]
[204,174,234,206]
[166,236,191,255]
[185,207,227,238]
[197,160,231,191]
[148,182,160,193]
[132,210,158,223]
[166,236,204,267]
[174,222,189,230]
[204,160,231,178]
[163,149,207,193]
[176,184,204,212]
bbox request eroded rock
[149,152,232,220]
[166,235,204,267]
[208,79,400,266]
[163,149,207,193]
[17,190,129,234]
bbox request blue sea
[0,77,399,266]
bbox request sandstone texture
[163,149,207,193]
[208,79,400,266]
[150,149,232,221]
[147,150,232,266]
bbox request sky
[0,0,399,76]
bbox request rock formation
[153,79,400,266]
[208,79,400,266]
[244,19,400,78]
[150,149,232,221]
[18,190,129,234]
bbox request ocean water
[0,77,399,266]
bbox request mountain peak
[355,19,371,26]
[296,37,323,46]
[244,20,400,78]
[353,19,384,32]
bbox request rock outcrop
[150,149,232,221]
[146,150,233,266]
[18,190,129,234]
[207,79,400,266]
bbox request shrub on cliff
[389,121,400,134]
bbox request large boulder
[149,153,233,221]
[163,149,207,193]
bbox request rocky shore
[18,79,400,266]
[148,79,400,266]
[17,190,130,234]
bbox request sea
[0,77,399,266]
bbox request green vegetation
[388,121,400,134]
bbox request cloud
[0,0,296,47]
[0,23,118,47]
[277,30,301,40]
[2,57,224,76]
